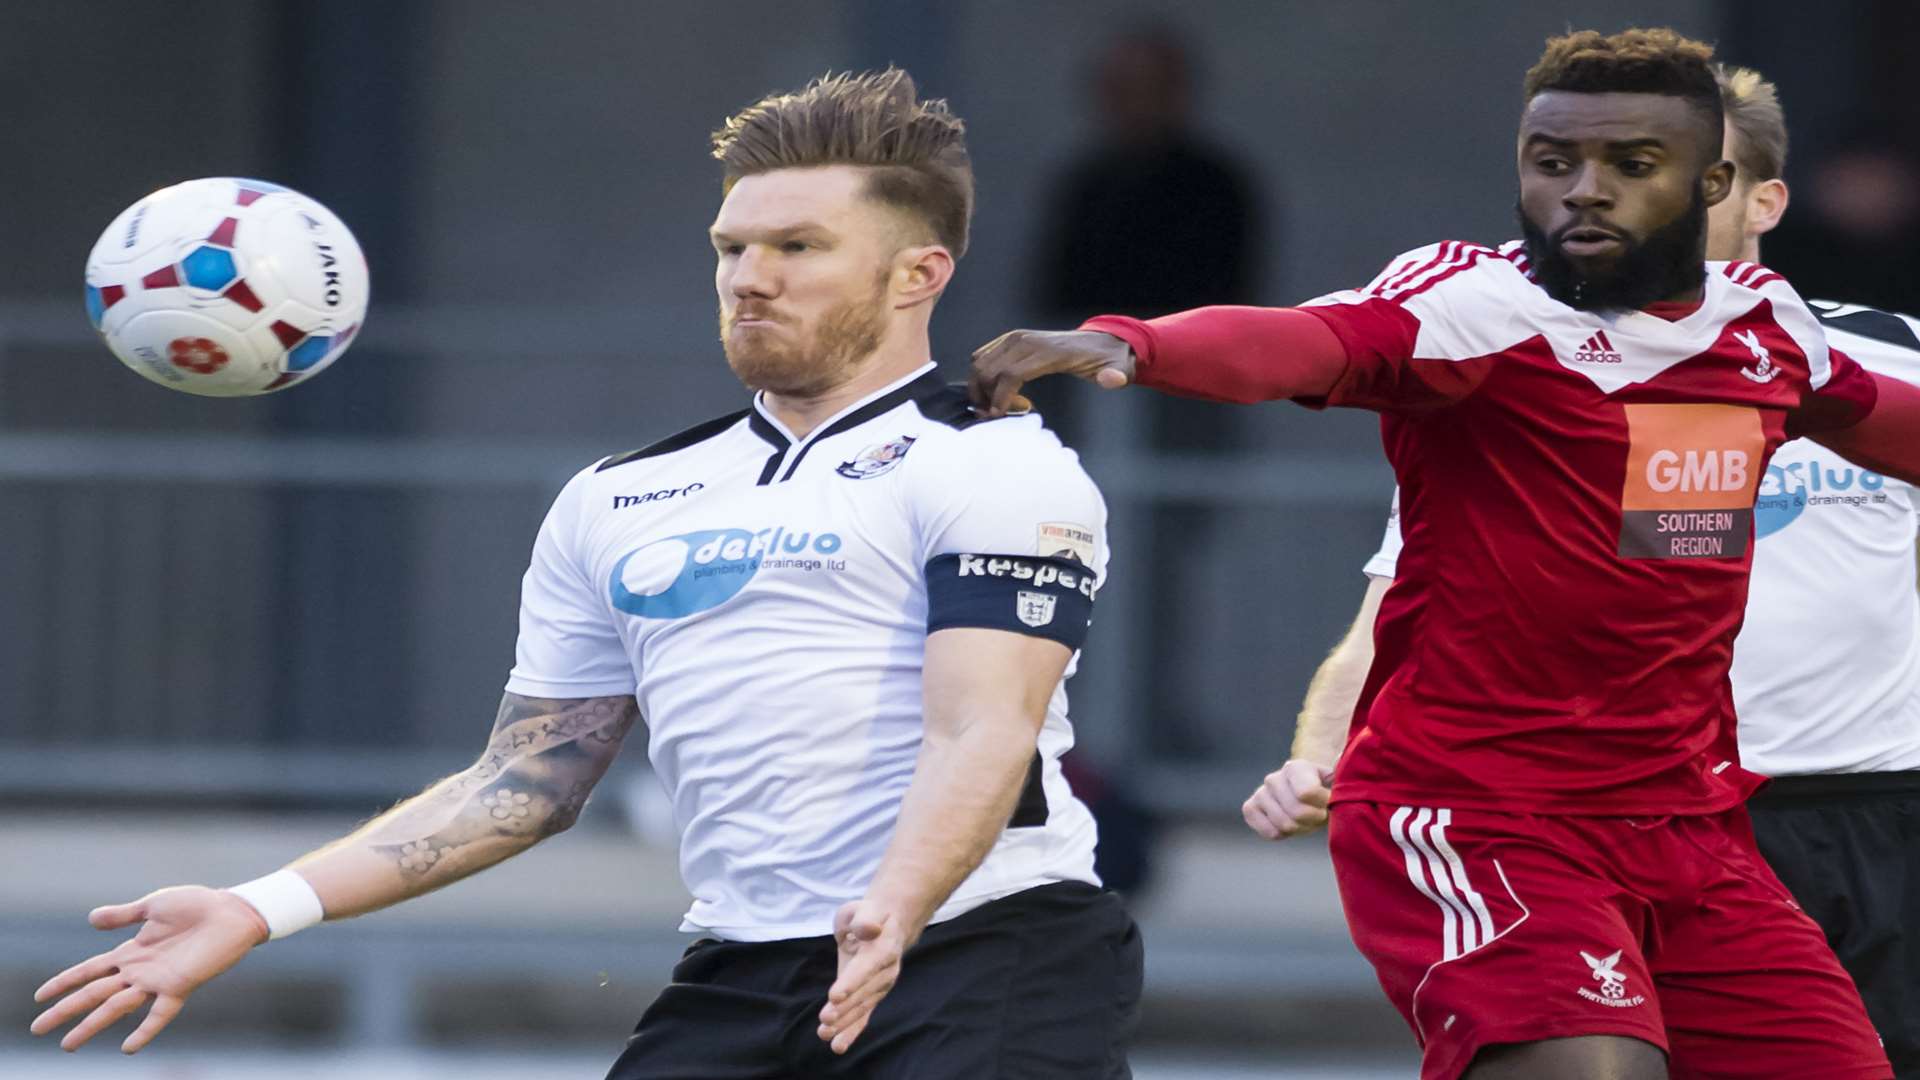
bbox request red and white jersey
[1306,241,1877,816]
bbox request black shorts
[605,882,1143,1080]
[1750,770,1920,1080]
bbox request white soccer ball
[84,177,370,396]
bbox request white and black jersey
[1740,300,1920,1080]
[1732,301,1920,777]
[505,364,1106,942]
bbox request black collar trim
[746,409,788,484]
[771,370,945,483]
[595,409,751,472]
[746,408,787,449]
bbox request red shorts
[1328,802,1889,1080]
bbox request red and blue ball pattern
[83,178,368,397]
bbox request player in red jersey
[971,28,1920,1080]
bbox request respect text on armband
[956,555,1097,599]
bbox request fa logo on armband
[1015,590,1057,628]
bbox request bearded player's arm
[817,420,1106,1054]
[1244,490,1399,841]
[970,243,1482,416]
[1803,361,1920,485]
[32,464,640,1054]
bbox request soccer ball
[84,177,369,396]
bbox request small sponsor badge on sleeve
[1037,522,1096,565]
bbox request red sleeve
[1080,307,1348,405]
[1081,297,1488,413]
[1788,348,1878,437]
[1297,300,1491,411]
[1808,366,1920,485]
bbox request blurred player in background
[31,69,1140,1079]
[971,27,1920,1080]
[1250,62,1920,1079]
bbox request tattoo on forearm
[368,693,639,880]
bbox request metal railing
[0,300,1395,814]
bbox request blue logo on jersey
[1754,465,1807,538]
[1755,461,1886,538]
[609,526,843,619]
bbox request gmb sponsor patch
[1618,404,1764,559]
[923,553,1095,649]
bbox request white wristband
[227,869,325,941]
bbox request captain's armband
[924,553,1096,649]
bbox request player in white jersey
[31,70,1141,1079]
[1241,64,1919,1077]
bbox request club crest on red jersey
[1733,328,1782,383]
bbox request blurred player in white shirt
[1245,64,1920,1078]
[31,70,1140,1079]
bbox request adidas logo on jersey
[1572,331,1623,364]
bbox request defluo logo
[610,526,842,619]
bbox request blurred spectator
[1039,25,1262,326]
[1033,23,1268,450]
[1033,24,1274,898]
[1761,140,1920,312]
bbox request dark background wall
[12,0,1910,804]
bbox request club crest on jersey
[836,435,917,480]
[1015,590,1057,628]
[1733,328,1781,383]
[1575,949,1645,1008]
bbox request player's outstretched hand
[817,897,911,1055]
[1243,759,1336,840]
[31,886,268,1053]
[968,329,1135,417]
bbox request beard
[719,273,890,398]
[1520,186,1709,312]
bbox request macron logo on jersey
[1572,331,1624,365]
[613,483,704,509]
